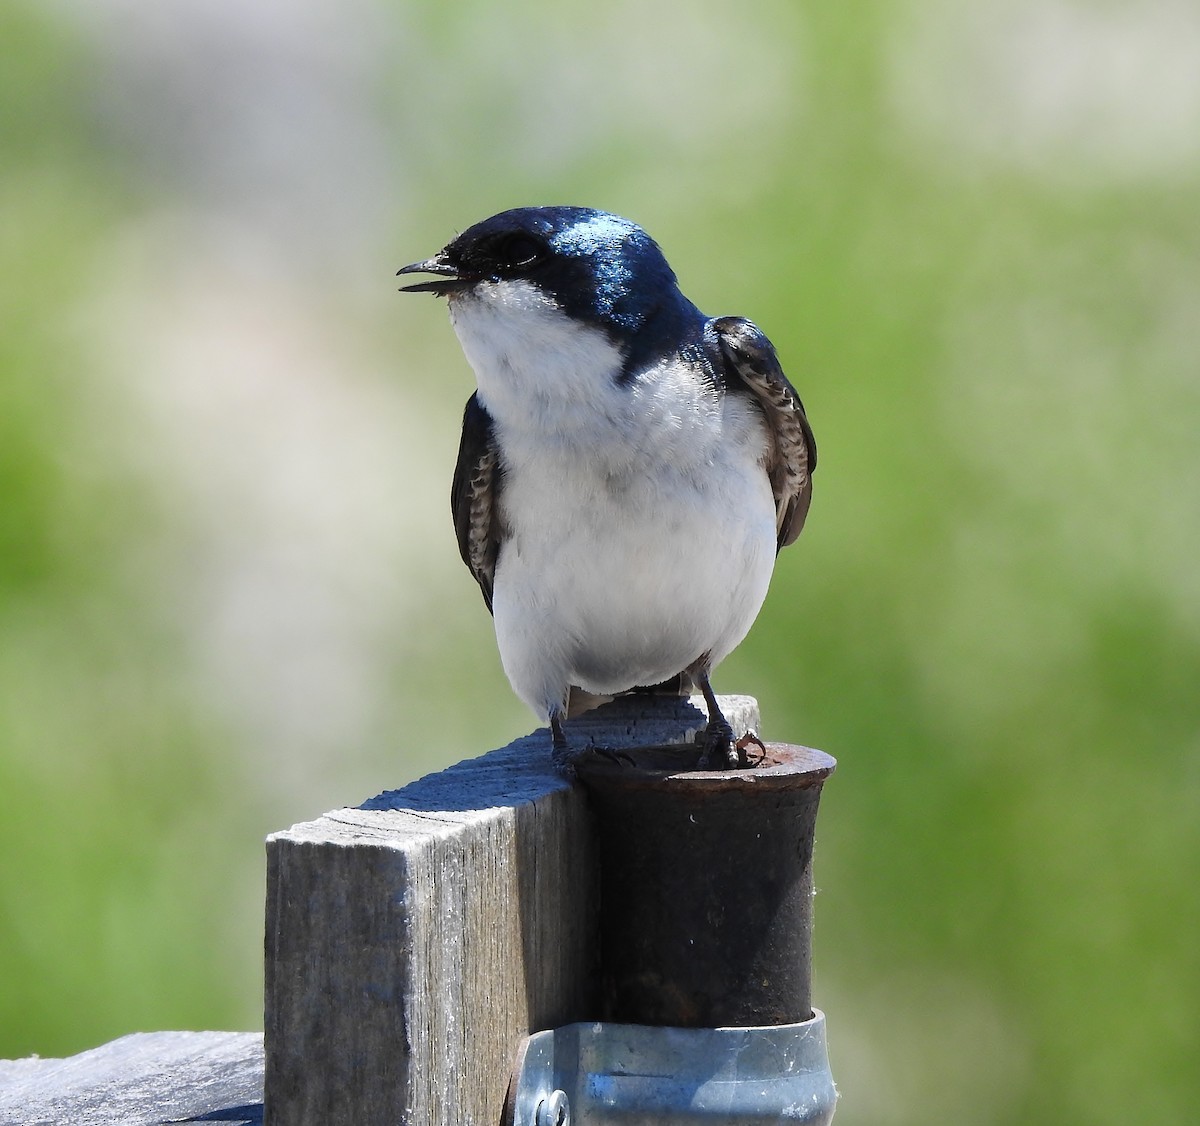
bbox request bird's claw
[696,719,738,769]
[697,725,766,770]
[552,741,636,779]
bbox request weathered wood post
[264,694,764,1125]
[265,693,836,1124]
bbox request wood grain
[264,694,760,1126]
[0,1031,263,1125]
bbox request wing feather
[450,393,504,612]
[708,316,816,551]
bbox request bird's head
[398,206,688,345]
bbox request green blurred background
[2,1,1197,1122]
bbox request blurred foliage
[1,2,1197,1123]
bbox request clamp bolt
[534,1088,569,1126]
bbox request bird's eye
[488,232,545,270]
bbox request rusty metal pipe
[578,743,836,1028]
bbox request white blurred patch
[50,0,398,272]
[52,0,805,232]
[81,212,461,806]
[890,0,1200,184]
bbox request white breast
[449,281,779,721]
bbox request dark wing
[708,316,816,551]
[450,393,504,612]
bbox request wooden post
[0,1031,263,1126]
[263,694,760,1126]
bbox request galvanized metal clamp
[505,1012,836,1125]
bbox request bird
[397,206,815,769]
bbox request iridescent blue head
[398,206,702,360]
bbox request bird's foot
[697,724,766,770]
[551,740,636,780]
[696,717,738,769]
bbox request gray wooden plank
[264,694,760,1126]
[0,1030,262,1126]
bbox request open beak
[396,252,470,295]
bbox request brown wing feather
[450,393,503,612]
[709,316,816,551]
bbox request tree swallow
[398,206,815,769]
